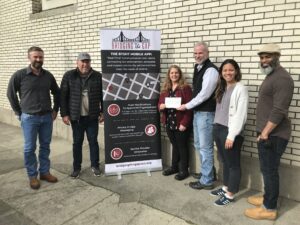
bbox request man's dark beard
[32,61,43,69]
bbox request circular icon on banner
[107,104,120,116]
[107,84,113,92]
[111,148,123,160]
[145,124,157,136]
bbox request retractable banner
[100,29,162,175]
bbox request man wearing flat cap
[60,52,103,178]
[245,44,294,220]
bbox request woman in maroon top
[158,65,193,180]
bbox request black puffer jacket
[60,68,103,120]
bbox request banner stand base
[117,172,122,180]
[111,170,153,180]
[146,170,151,177]
[105,159,162,177]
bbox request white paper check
[165,97,181,108]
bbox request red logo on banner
[111,148,123,160]
[107,104,120,116]
[145,124,157,136]
[107,84,113,92]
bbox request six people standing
[5,43,295,221]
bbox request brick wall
[0,0,299,166]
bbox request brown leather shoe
[40,173,58,183]
[247,195,263,206]
[29,178,40,190]
[244,207,277,220]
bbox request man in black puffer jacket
[60,52,103,178]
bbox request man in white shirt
[178,42,219,189]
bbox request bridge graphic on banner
[112,31,150,43]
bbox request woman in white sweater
[211,59,248,206]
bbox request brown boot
[40,173,58,183]
[244,207,277,220]
[29,178,40,190]
[247,195,263,206]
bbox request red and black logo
[111,148,123,160]
[107,104,120,116]
[145,124,157,136]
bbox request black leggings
[213,124,244,193]
[166,127,191,173]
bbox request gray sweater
[256,65,294,140]
[215,82,248,141]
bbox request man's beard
[260,58,279,75]
[260,65,274,75]
[196,57,207,65]
[80,68,91,76]
[32,61,43,69]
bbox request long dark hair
[215,59,242,103]
[162,65,187,92]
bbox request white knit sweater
[227,82,249,141]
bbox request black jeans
[213,124,244,193]
[71,116,100,170]
[258,136,288,209]
[166,127,191,173]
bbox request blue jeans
[71,117,99,170]
[193,111,215,185]
[258,136,288,210]
[21,112,53,178]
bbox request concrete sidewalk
[0,122,299,225]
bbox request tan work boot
[247,195,263,206]
[40,173,58,183]
[244,207,277,220]
[29,178,40,190]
